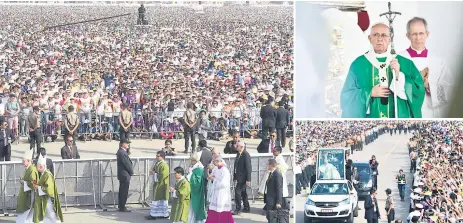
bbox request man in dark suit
[264,159,283,220]
[116,139,133,212]
[0,120,14,161]
[60,136,81,160]
[224,131,246,154]
[275,100,289,148]
[364,189,380,223]
[233,141,252,215]
[370,156,379,189]
[33,147,54,175]
[197,140,212,202]
[260,97,277,139]
[257,131,281,153]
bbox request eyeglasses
[371,33,389,39]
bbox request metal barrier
[6,109,293,141]
[0,153,293,214]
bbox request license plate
[321,209,333,213]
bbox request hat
[414,188,422,193]
[418,182,424,186]
[37,154,46,166]
[23,149,33,160]
[415,203,424,209]
[385,188,392,194]
[121,139,130,144]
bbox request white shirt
[407,210,421,222]
[294,165,302,174]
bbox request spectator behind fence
[260,97,277,140]
[33,147,54,175]
[276,100,289,148]
[0,120,14,161]
[257,130,281,153]
[60,136,80,160]
[161,139,175,156]
[26,106,41,155]
[116,139,133,212]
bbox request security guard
[119,103,133,145]
[396,169,407,201]
[385,188,395,223]
[64,105,79,146]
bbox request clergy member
[187,154,207,223]
[33,155,64,223]
[399,17,454,118]
[170,166,191,223]
[16,149,38,223]
[146,151,170,220]
[205,156,234,223]
[340,22,425,118]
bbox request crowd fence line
[0,153,293,215]
[0,110,293,143]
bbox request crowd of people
[0,4,293,143]
[405,121,463,223]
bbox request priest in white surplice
[399,17,454,118]
[205,156,234,223]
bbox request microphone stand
[380,2,401,118]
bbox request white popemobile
[304,148,359,223]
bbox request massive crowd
[407,121,463,222]
[0,4,294,142]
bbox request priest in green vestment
[146,151,170,220]
[341,22,425,118]
[33,155,64,223]
[170,166,191,223]
[16,149,38,223]
[187,154,207,223]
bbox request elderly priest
[33,155,64,223]
[340,22,425,118]
[16,149,38,223]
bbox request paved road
[1,200,292,223]
[8,136,291,161]
[295,131,414,223]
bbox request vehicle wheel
[353,203,359,217]
[304,215,313,223]
[346,212,354,223]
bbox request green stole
[152,160,170,201]
[17,164,39,213]
[190,167,207,220]
[33,170,64,223]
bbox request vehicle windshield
[354,165,371,175]
[311,183,349,195]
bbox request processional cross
[379,2,402,118]
[380,2,401,55]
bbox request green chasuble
[170,178,191,223]
[190,167,207,220]
[341,54,425,118]
[17,164,39,213]
[33,170,64,223]
[153,160,170,201]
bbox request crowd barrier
[0,153,293,214]
[3,110,293,141]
